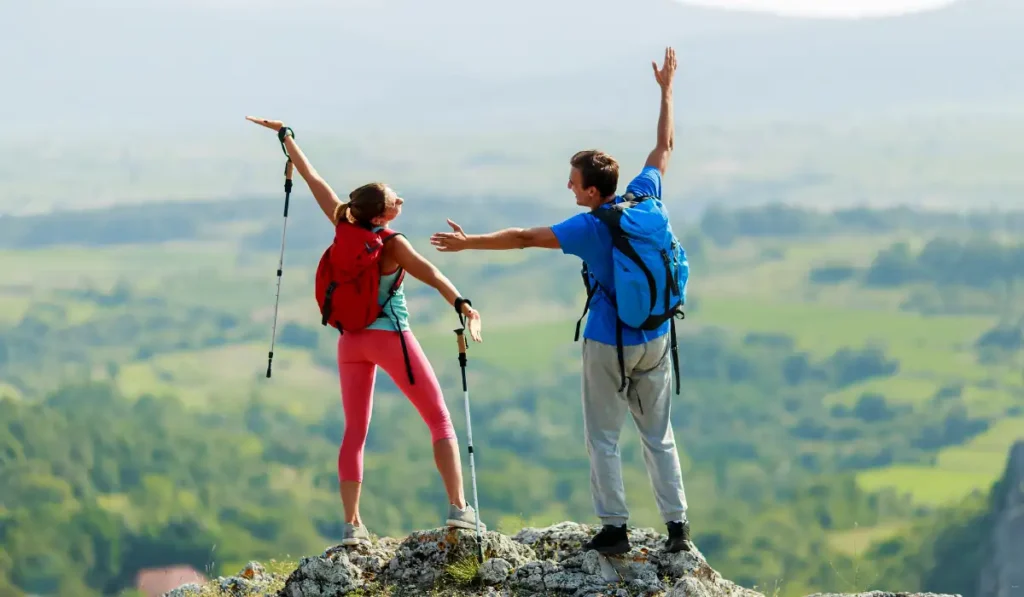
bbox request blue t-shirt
[551,165,670,347]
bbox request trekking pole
[454,300,484,564]
[266,127,295,378]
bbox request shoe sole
[446,519,486,532]
[340,538,370,547]
[588,543,631,555]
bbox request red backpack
[314,220,406,335]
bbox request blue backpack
[574,191,689,398]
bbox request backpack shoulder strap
[574,263,601,342]
[375,227,405,242]
[371,227,415,385]
[592,201,656,296]
[590,194,651,234]
[375,228,407,289]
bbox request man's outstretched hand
[430,219,469,252]
[652,47,677,89]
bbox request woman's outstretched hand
[463,304,483,343]
[246,116,285,132]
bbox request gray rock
[513,520,596,561]
[479,558,513,585]
[507,521,736,597]
[381,526,534,589]
[280,547,365,597]
[580,550,619,582]
[805,593,962,597]
[324,538,400,582]
[505,525,669,597]
[164,583,203,597]
[164,561,283,597]
[978,440,1024,597]
[166,520,967,597]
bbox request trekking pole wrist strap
[277,127,294,158]
[454,297,472,316]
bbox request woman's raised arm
[246,117,342,225]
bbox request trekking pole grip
[283,160,294,217]
[455,328,467,367]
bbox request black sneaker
[665,520,691,553]
[582,524,631,555]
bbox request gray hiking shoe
[446,503,486,531]
[341,522,371,546]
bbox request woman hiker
[246,116,486,546]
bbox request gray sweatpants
[581,335,688,527]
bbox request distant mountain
[4,0,1020,137]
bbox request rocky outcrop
[977,440,1024,597]
[164,521,964,597]
[166,562,282,597]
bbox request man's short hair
[570,150,619,198]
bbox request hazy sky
[678,0,958,18]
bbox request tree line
[4,196,1023,250]
[807,237,1024,320]
[699,204,1024,247]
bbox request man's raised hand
[651,47,677,89]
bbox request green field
[0,382,22,401]
[695,298,997,378]
[0,295,32,323]
[856,417,1024,507]
[823,377,1016,418]
[827,521,908,557]
[117,343,337,416]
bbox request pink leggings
[336,329,456,482]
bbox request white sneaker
[341,522,371,546]
[446,503,486,531]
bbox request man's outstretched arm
[430,219,560,252]
[644,47,677,176]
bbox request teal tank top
[366,268,410,332]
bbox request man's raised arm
[645,47,677,176]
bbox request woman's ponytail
[334,202,352,225]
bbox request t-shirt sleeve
[625,165,663,199]
[550,213,597,259]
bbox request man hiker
[430,47,691,555]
